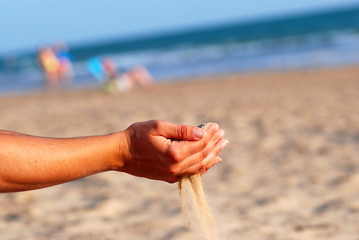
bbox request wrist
[108,131,129,171]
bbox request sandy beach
[0,66,359,240]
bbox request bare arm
[0,132,119,192]
[0,120,227,192]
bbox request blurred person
[100,57,122,93]
[53,42,73,83]
[36,46,61,86]
[0,120,227,192]
[87,57,154,93]
[87,57,118,92]
[119,65,154,90]
[102,57,118,79]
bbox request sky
[1,0,359,54]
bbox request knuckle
[144,119,161,130]
[200,138,208,150]
[200,149,208,160]
[200,167,208,173]
[167,164,180,175]
[128,122,139,131]
[198,161,205,172]
[197,165,203,173]
[167,147,182,163]
[148,120,160,131]
[152,119,162,127]
[177,126,188,138]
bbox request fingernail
[218,129,225,138]
[193,128,205,139]
[212,157,222,166]
[209,123,219,131]
[221,139,229,148]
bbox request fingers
[178,126,224,168]
[179,138,228,176]
[161,123,228,182]
[199,157,223,176]
[164,123,221,161]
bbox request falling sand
[178,123,221,240]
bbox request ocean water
[1,5,359,94]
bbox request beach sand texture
[0,67,359,239]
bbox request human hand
[116,120,228,183]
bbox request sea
[1,5,359,94]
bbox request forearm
[0,132,121,192]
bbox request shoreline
[0,64,359,99]
[2,64,359,99]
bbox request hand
[117,120,227,183]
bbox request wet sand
[0,66,359,239]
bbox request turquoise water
[1,5,359,93]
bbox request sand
[0,66,359,239]
[179,174,219,240]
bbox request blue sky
[1,0,358,53]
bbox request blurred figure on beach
[54,42,73,82]
[87,57,154,93]
[36,43,73,88]
[37,47,60,86]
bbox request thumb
[164,124,206,141]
